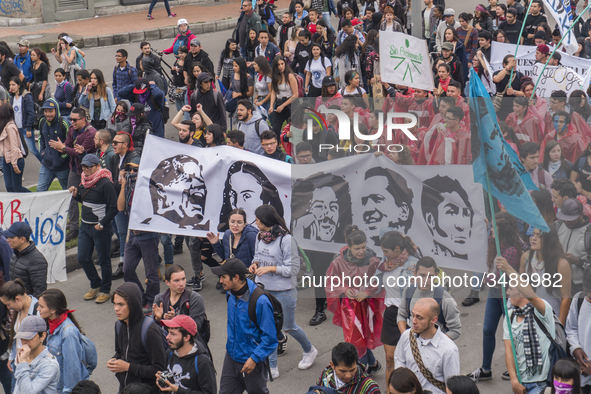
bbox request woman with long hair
[444,27,469,83]
[493,29,507,43]
[473,4,494,34]
[244,28,260,77]
[249,205,318,378]
[53,68,75,118]
[498,121,520,153]
[569,90,591,127]
[38,289,91,393]
[51,36,84,83]
[230,57,254,101]
[447,376,480,394]
[30,48,51,106]
[531,188,557,225]
[73,69,90,111]
[434,63,453,97]
[467,212,526,381]
[217,38,240,90]
[386,145,415,164]
[377,231,420,390]
[493,4,507,28]
[171,45,189,116]
[520,226,572,325]
[171,104,211,148]
[389,367,423,394]
[361,29,378,91]
[9,77,40,162]
[334,34,362,90]
[505,96,543,144]
[305,43,332,98]
[457,13,479,66]
[315,76,342,109]
[545,358,581,394]
[541,140,572,180]
[186,62,210,102]
[111,99,132,135]
[79,69,117,130]
[0,103,29,193]
[203,124,225,147]
[510,79,546,124]
[326,225,384,372]
[253,56,273,114]
[284,27,302,66]
[313,20,336,59]
[269,56,298,139]
[207,208,258,269]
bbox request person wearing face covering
[542,358,582,394]
[118,78,164,140]
[539,111,586,164]
[190,73,227,131]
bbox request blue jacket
[79,87,117,122]
[14,52,32,82]
[211,224,258,267]
[39,98,70,172]
[117,83,165,138]
[10,92,35,133]
[46,317,89,394]
[226,279,278,363]
[13,347,60,394]
[54,81,75,118]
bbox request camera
[158,371,174,387]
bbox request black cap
[133,78,149,94]
[211,258,248,277]
[128,103,145,116]
[322,76,336,87]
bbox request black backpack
[227,284,283,336]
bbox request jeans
[67,170,81,233]
[472,272,484,291]
[523,382,547,394]
[160,233,174,265]
[37,165,69,192]
[114,211,128,259]
[148,0,171,15]
[321,12,337,34]
[78,222,113,293]
[3,158,29,193]
[0,357,12,394]
[123,233,160,305]
[268,289,312,368]
[271,103,291,142]
[18,128,41,163]
[359,349,376,367]
[481,287,506,371]
[175,96,190,120]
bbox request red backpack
[294,73,305,97]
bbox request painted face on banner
[229,171,264,224]
[309,186,340,241]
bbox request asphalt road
[0,4,547,392]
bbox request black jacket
[444,54,464,88]
[9,243,47,298]
[108,150,140,194]
[165,346,216,394]
[73,177,118,227]
[130,118,153,156]
[113,282,166,393]
[190,73,227,130]
[135,52,162,78]
[185,50,215,77]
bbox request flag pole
[530,3,591,98]
[484,165,522,384]
[509,0,536,83]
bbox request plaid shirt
[112,62,138,98]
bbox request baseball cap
[2,222,32,239]
[443,8,455,16]
[211,258,248,277]
[534,31,547,40]
[18,39,29,47]
[41,99,57,110]
[161,315,197,336]
[80,154,100,167]
[537,44,550,54]
[128,103,146,116]
[556,199,583,221]
[322,75,336,87]
[14,316,46,340]
[124,156,141,168]
[441,42,454,51]
[133,78,149,94]
[190,38,201,47]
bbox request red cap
[161,315,197,336]
[537,44,549,55]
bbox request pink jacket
[0,121,23,164]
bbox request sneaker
[187,276,195,286]
[147,14,154,19]
[173,246,183,255]
[95,292,110,304]
[467,367,492,382]
[192,276,202,291]
[83,288,100,300]
[112,263,124,280]
[270,367,279,379]
[168,12,176,17]
[462,290,480,307]
[309,308,327,326]
[298,346,318,370]
[65,230,78,242]
[216,282,224,291]
[142,304,153,315]
[277,334,288,356]
[366,360,382,377]
[502,371,510,380]
[199,272,205,281]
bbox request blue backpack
[116,316,168,354]
[63,324,98,375]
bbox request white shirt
[13,96,23,129]
[305,57,331,88]
[566,293,591,387]
[394,327,460,394]
[255,74,271,97]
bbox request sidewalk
[0,0,251,50]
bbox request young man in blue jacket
[214,258,278,394]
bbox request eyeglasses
[297,154,312,159]
[445,117,458,122]
[261,142,277,147]
[128,167,139,173]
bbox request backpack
[166,346,211,377]
[405,284,447,332]
[226,284,284,336]
[510,309,568,386]
[38,116,70,137]
[74,49,86,69]
[239,118,266,138]
[294,73,305,97]
[150,95,170,124]
[306,57,331,76]
[63,324,98,375]
[116,316,168,354]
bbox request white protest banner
[542,0,578,54]
[490,41,591,78]
[379,32,434,92]
[130,136,488,272]
[531,62,587,96]
[0,191,71,283]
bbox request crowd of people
[0,0,591,392]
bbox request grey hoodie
[239,111,268,155]
[142,57,166,94]
[253,233,300,291]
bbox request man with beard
[93,129,116,169]
[157,315,216,393]
[421,175,474,260]
[178,120,202,147]
[358,167,414,246]
[148,154,210,231]
[237,99,269,154]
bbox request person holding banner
[493,55,523,121]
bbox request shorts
[380,305,402,346]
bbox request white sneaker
[270,367,280,379]
[298,345,318,370]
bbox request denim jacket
[10,295,39,363]
[46,317,89,393]
[13,347,60,394]
[79,87,117,122]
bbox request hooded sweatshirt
[113,282,166,393]
[164,344,216,394]
[38,98,70,172]
[239,111,268,154]
[253,233,300,291]
[142,57,166,94]
[190,73,227,130]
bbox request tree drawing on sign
[390,39,423,83]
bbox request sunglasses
[112,141,124,145]
[70,117,82,122]
[125,167,139,173]
[81,164,96,170]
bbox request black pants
[219,352,269,394]
[308,85,322,98]
[271,101,291,141]
[307,250,334,310]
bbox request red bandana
[48,310,76,334]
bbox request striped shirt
[317,365,381,394]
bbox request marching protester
[8,77,39,163]
[269,56,298,139]
[0,103,29,193]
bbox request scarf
[513,303,543,375]
[439,76,451,92]
[48,310,75,334]
[554,380,573,394]
[548,160,561,175]
[130,116,137,133]
[138,91,150,105]
[381,249,409,271]
[258,224,288,244]
[81,168,113,189]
